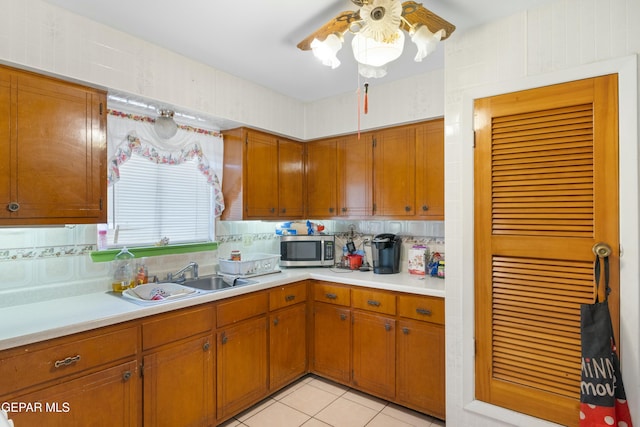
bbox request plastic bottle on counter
[97,224,108,250]
[135,258,149,285]
[111,247,136,293]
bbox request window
[104,105,225,249]
[108,154,213,247]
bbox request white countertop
[0,268,445,351]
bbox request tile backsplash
[0,219,443,308]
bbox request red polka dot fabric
[580,400,633,426]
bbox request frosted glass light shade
[411,25,445,62]
[311,34,343,69]
[351,30,404,68]
[154,110,178,139]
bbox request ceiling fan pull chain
[364,82,369,114]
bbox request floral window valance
[107,109,225,217]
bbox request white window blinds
[108,154,213,246]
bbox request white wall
[444,0,640,426]
[0,0,305,139]
[304,69,445,139]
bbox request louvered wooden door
[474,75,619,427]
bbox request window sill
[90,242,218,263]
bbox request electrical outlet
[243,234,253,247]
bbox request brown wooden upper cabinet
[373,126,416,217]
[221,128,304,220]
[306,137,338,217]
[415,119,445,219]
[304,119,444,220]
[338,133,374,217]
[0,65,107,225]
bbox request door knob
[592,242,612,258]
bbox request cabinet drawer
[269,281,307,311]
[313,281,350,306]
[352,288,396,315]
[397,294,444,325]
[0,325,138,396]
[142,305,214,350]
[217,291,268,327]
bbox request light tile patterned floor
[218,375,446,427]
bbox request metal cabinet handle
[402,327,410,335]
[270,207,276,213]
[340,313,347,321]
[281,208,286,213]
[329,207,335,213]
[221,333,228,344]
[384,323,392,332]
[422,205,429,211]
[122,371,132,381]
[416,308,432,316]
[325,293,337,299]
[405,206,411,212]
[273,317,279,326]
[7,202,19,212]
[367,300,381,307]
[285,294,296,302]
[341,207,347,212]
[54,355,81,368]
[203,341,210,351]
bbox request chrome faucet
[167,261,199,283]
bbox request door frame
[452,54,639,426]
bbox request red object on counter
[347,254,363,270]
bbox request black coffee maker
[371,233,401,274]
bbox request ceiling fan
[297,0,455,78]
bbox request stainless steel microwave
[280,234,335,267]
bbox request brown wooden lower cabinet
[0,279,445,426]
[396,319,446,419]
[269,303,307,391]
[6,360,138,427]
[352,311,396,400]
[312,302,352,384]
[143,335,214,427]
[216,316,268,422]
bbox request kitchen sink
[182,275,257,292]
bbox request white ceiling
[43,0,552,103]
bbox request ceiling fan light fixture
[311,34,344,69]
[154,109,178,139]
[352,29,404,68]
[411,25,444,62]
[297,0,455,79]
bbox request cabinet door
[269,304,307,391]
[278,138,304,218]
[373,126,416,217]
[396,319,445,419]
[245,131,278,218]
[0,69,10,216]
[217,316,268,421]
[352,311,396,400]
[337,133,373,217]
[306,138,337,217]
[312,302,351,384]
[143,335,214,427]
[11,72,106,223]
[7,361,138,427]
[415,119,444,219]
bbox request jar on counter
[111,247,136,293]
[230,250,241,261]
